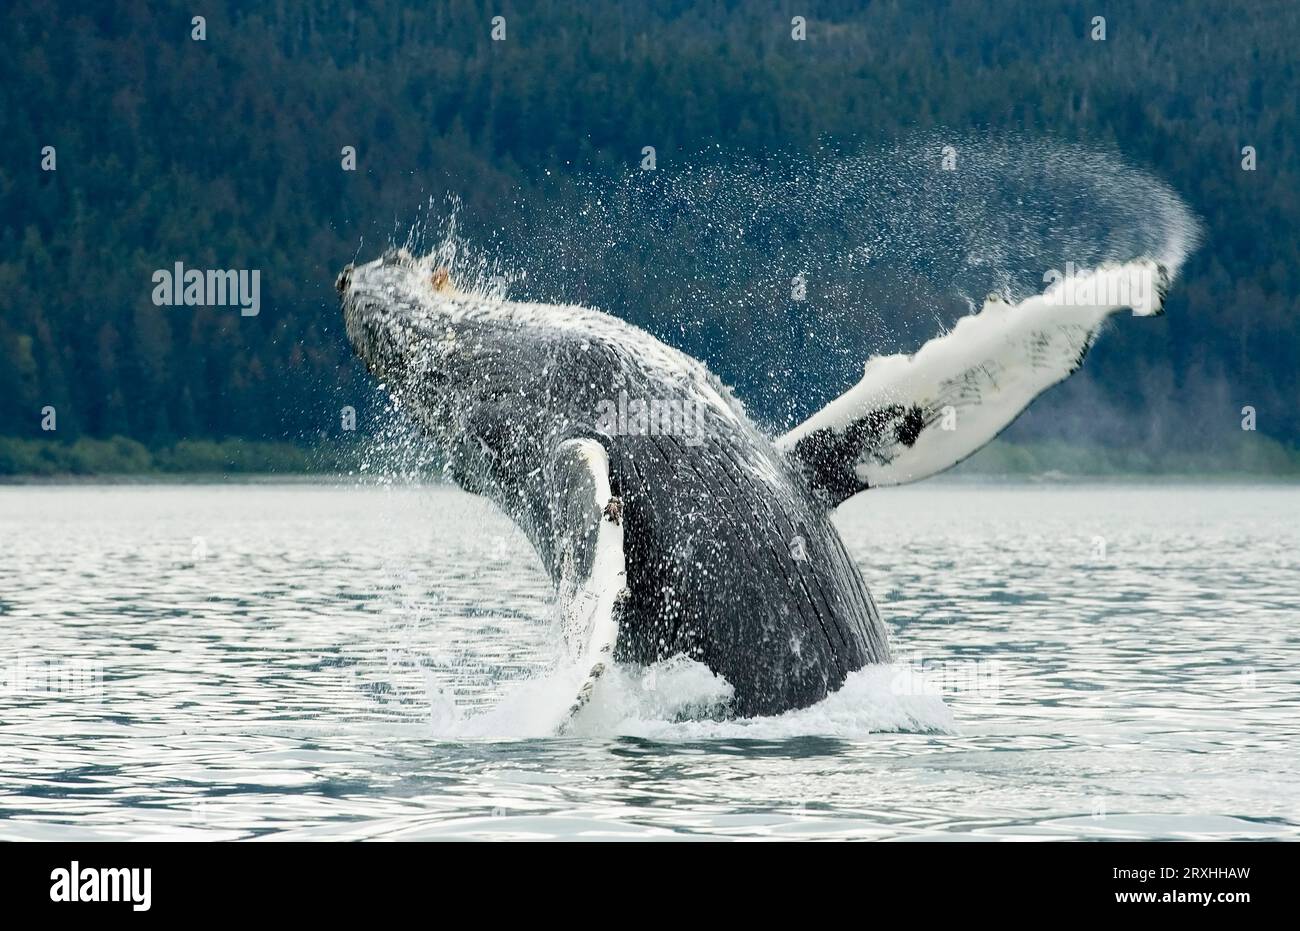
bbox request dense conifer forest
[3,0,1297,473]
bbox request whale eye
[986,292,1002,303]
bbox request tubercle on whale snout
[380,247,418,267]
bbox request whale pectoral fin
[777,259,1171,502]
[557,586,631,734]
[546,438,628,734]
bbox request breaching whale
[338,249,1171,727]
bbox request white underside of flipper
[553,440,627,735]
[778,259,1172,492]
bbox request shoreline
[3,472,1298,486]
[4,436,1299,484]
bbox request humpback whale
[338,249,1171,727]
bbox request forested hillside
[2,0,1298,472]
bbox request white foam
[423,657,955,741]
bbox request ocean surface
[1,482,1297,840]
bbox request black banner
[1,841,1284,917]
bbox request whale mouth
[335,263,353,295]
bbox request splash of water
[397,194,521,300]
[380,133,1201,428]
[421,656,956,740]
[508,132,1203,307]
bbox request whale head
[337,248,437,384]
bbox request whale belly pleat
[610,431,890,717]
